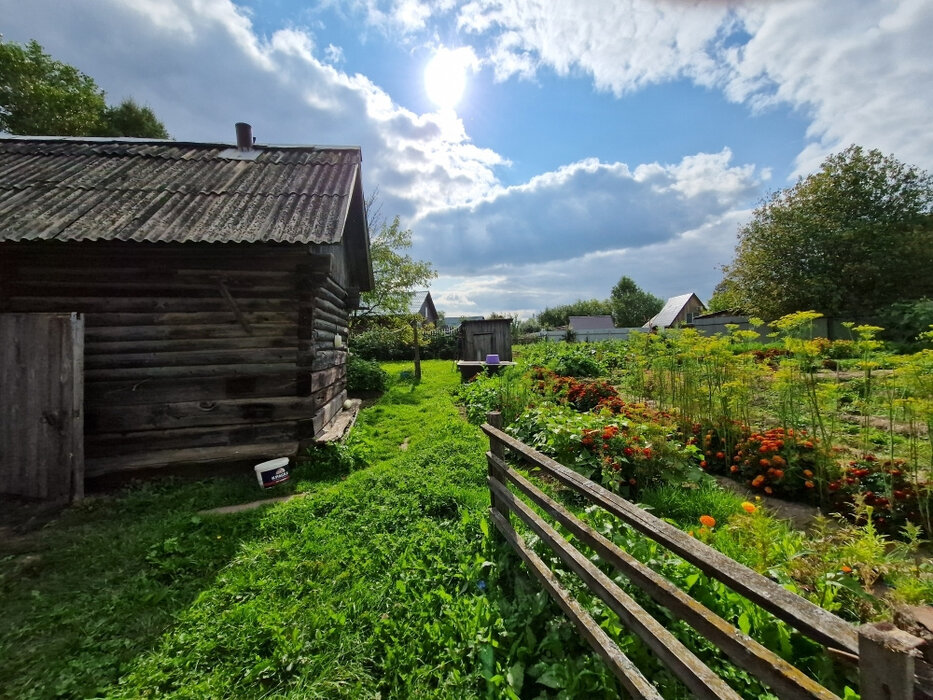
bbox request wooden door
[0,313,84,502]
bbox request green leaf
[506,661,524,693]
[737,613,751,635]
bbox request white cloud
[414,148,763,274]
[0,0,504,221]
[446,0,933,173]
[324,43,345,64]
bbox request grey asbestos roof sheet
[644,293,696,329]
[0,138,361,245]
[569,315,615,330]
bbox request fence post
[486,411,510,525]
[858,622,923,700]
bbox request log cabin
[0,126,373,482]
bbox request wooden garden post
[486,411,510,525]
[411,319,422,381]
[858,621,923,700]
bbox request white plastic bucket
[254,457,290,489]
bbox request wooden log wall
[306,275,349,441]
[0,242,349,476]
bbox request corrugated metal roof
[644,293,703,329]
[569,315,615,331]
[0,137,361,244]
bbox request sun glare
[424,48,470,110]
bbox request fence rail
[482,412,927,700]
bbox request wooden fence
[482,412,928,700]
[1,313,84,503]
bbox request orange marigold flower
[772,469,784,479]
[764,486,773,494]
[700,460,708,468]
[730,465,739,473]
[841,565,852,574]
[752,475,765,487]
[805,480,815,488]
[715,451,725,460]
[741,501,756,514]
[760,458,771,468]
[699,515,716,528]
[803,469,813,478]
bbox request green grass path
[2,361,611,699]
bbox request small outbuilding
[643,293,706,330]
[0,128,373,493]
[408,290,439,325]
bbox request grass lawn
[0,361,613,699]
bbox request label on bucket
[259,466,290,488]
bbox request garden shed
[0,129,373,494]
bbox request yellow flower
[699,515,716,528]
[741,501,756,514]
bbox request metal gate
[1,313,84,503]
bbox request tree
[720,146,933,319]
[0,37,169,138]
[609,276,664,327]
[352,213,436,330]
[99,99,169,138]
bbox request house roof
[408,290,436,317]
[569,315,615,330]
[643,293,705,329]
[0,136,364,247]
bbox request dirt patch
[713,476,822,530]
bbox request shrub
[351,326,410,361]
[347,354,388,393]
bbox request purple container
[485,354,500,365]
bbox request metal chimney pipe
[235,122,253,151]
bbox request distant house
[0,127,373,488]
[643,293,706,329]
[569,315,615,331]
[408,290,439,325]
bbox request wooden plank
[85,335,298,355]
[86,421,300,457]
[85,441,299,477]
[69,313,85,502]
[7,296,297,313]
[480,423,861,656]
[312,389,347,436]
[84,323,294,342]
[490,477,741,700]
[83,347,296,370]
[490,452,839,700]
[87,373,297,406]
[858,623,924,700]
[489,510,664,700]
[87,395,317,432]
[84,362,296,381]
[81,311,297,327]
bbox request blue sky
[2,0,931,319]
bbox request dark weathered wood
[87,395,317,432]
[481,422,860,656]
[486,412,510,523]
[460,318,513,362]
[80,311,297,327]
[6,296,296,313]
[489,509,663,700]
[311,365,342,395]
[312,295,346,318]
[215,279,252,334]
[86,335,298,355]
[84,362,296,381]
[87,373,298,406]
[86,421,300,457]
[1,313,84,503]
[84,323,294,342]
[490,477,741,700]
[312,389,347,436]
[83,347,296,370]
[858,623,924,700]
[311,307,346,328]
[85,441,299,476]
[412,320,422,380]
[489,452,839,700]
